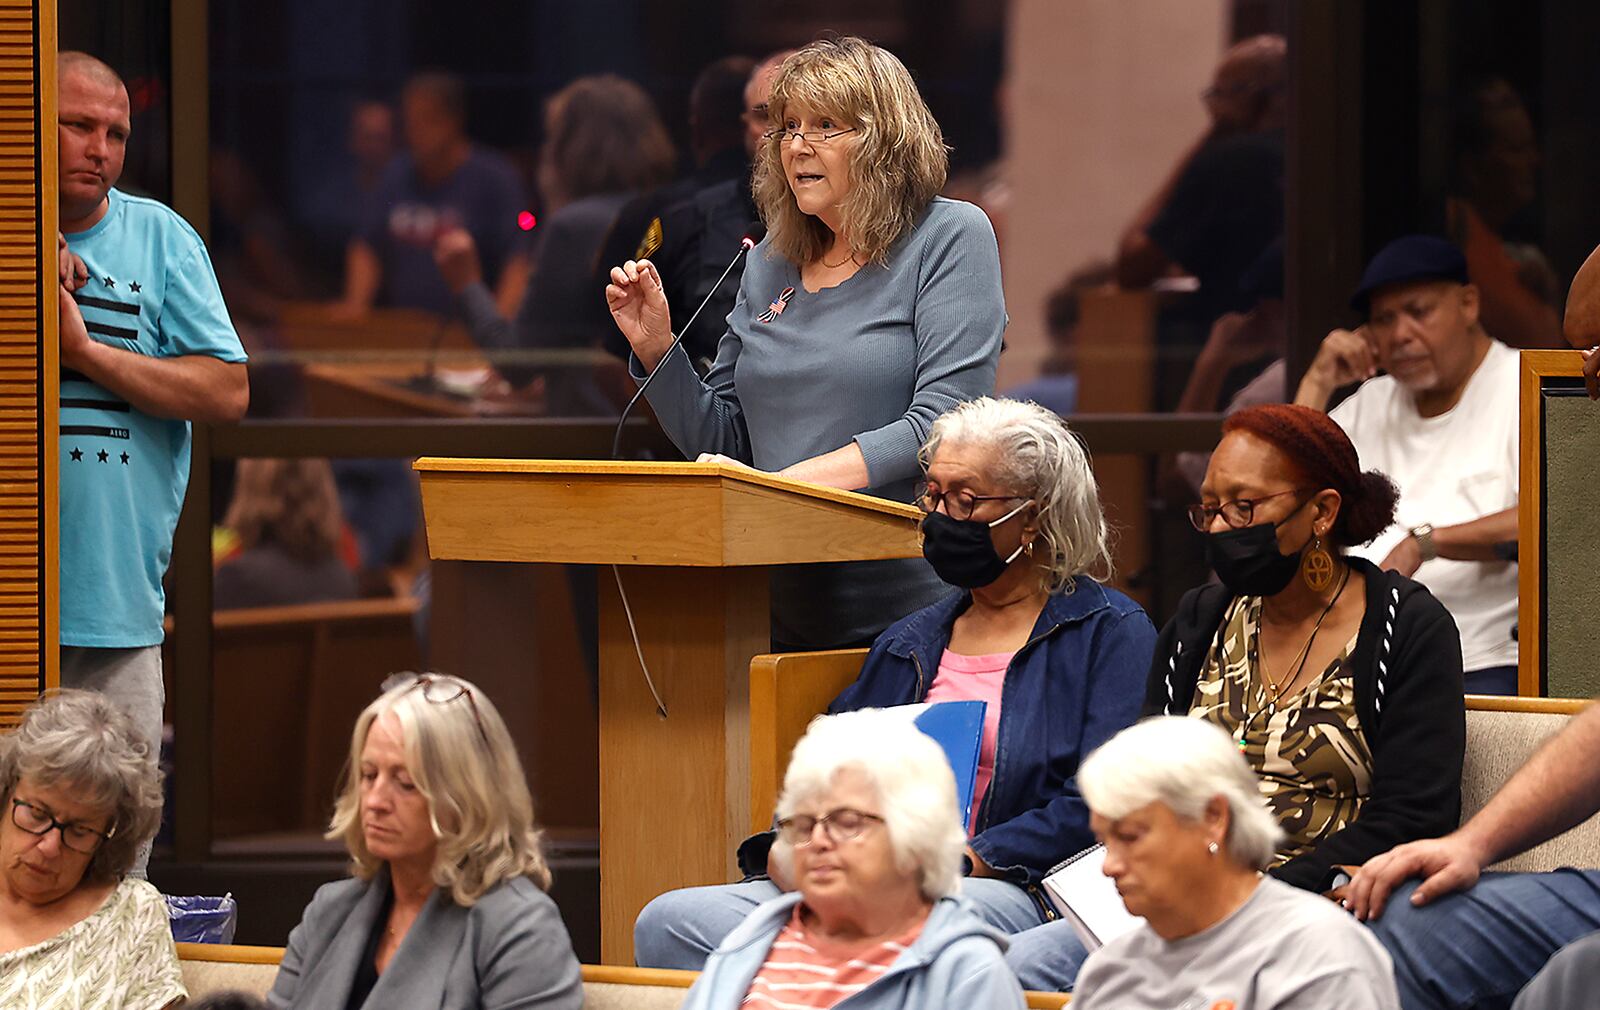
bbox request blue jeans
[1366,872,1600,1009]
[634,877,1051,970]
[1463,666,1518,696]
[1001,918,1090,992]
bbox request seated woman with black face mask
[633,397,1156,971]
[1003,402,1466,993]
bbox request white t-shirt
[1330,338,1520,672]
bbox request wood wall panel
[0,0,52,729]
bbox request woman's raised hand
[606,258,674,373]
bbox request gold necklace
[821,249,858,269]
[1236,566,1350,750]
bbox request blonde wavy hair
[753,36,948,266]
[328,673,551,904]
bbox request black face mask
[1204,522,1307,597]
[921,502,1029,590]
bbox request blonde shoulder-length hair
[327,673,551,904]
[753,36,948,266]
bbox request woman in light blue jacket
[679,709,1025,1010]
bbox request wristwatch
[1409,523,1438,562]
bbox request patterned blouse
[1190,596,1373,867]
[0,878,186,1010]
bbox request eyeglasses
[10,798,115,855]
[765,126,858,146]
[382,673,489,745]
[914,481,1026,522]
[776,807,884,847]
[1187,487,1310,532]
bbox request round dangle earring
[1301,534,1335,593]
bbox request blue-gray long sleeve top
[633,197,1007,646]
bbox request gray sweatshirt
[634,196,1005,646]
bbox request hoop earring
[1301,535,1335,593]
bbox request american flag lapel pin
[758,286,795,324]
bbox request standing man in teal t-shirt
[56,52,248,868]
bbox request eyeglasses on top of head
[382,672,490,745]
[764,126,858,145]
[1187,487,1311,532]
[775,807,884,847]
[10,797,115,855]
[913,481,1026,522]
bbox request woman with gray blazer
[267,674,582,1010]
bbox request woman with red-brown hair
[1003,403,1466,994]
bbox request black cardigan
[1145,556,1466,891]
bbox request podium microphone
[610,226,765,460]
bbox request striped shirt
[742,906,928,1010]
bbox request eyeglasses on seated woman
[677,708,1027,1010]
[0,690,180,1010]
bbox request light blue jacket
[679,892,1027,1010]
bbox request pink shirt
[742,906,926,1009]
[926,648,1012,833]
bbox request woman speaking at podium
[607,36,1006,650]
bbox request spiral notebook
[1040,844,1145,951]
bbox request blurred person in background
[337,72,528,320]
[214,458,360,611]
[603,53,789,372]
[1001,261,1114,417]
[435,73,676,413]
[303,99,396,289]
[1116,34,1285,326]
[1446,76,1563,349]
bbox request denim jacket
[739,580,1154,888]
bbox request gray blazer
[266,869,583,1009]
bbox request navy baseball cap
[1350,235,1470,313]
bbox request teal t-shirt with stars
[61,188,246,647]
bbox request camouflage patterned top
[1190,596,1372,867]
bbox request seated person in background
[1000,260,1114,417]
[1003,403,1465,991]
[1172,238,1288,495]
[635,397,1155,968]
[435,74,676,412]
[337,72,528,320]
[1348,686,1600,1010]
[1296,235,1520,694]
[1070,717,1400,1010]
[679,709,1027,1010]
[268,673,581,1010]
[214,458,359,610]
[1115,34,1285,326]
[0,691,181,1009]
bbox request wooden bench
[163,597,423,837]
[175,944,1071,1008]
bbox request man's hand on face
[1306,327,1379,390]
[58,233,88,292]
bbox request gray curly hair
[0,690,164,884]
[921,397,1113,592]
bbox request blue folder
[899,700,986,828]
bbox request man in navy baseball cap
[1293,233,1520,697]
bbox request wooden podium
[413,459,921,961]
